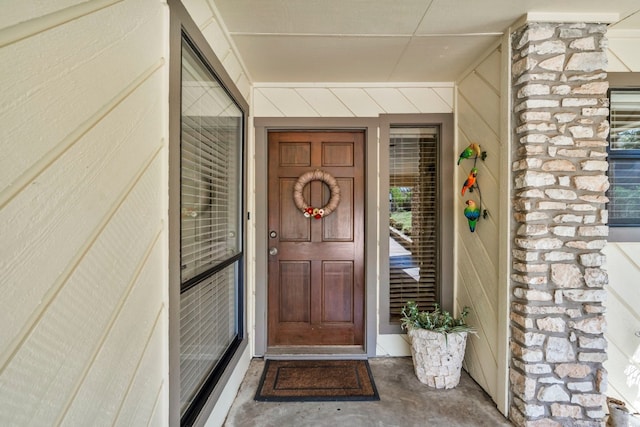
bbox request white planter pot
[407,327,468,389]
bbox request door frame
[254,117,379,357]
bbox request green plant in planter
[401,301,477,388]
[400,301,476,335]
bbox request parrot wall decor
[461,167,478,196]
[464,200,481,232]
[457,143,483,165]
[457,143,488,232]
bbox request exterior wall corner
[508,21,610,426]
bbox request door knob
[269,247,278,256]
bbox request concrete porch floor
[224,357,512,426]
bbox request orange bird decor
[461,168,478,196]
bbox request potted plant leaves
[401,301,476,389]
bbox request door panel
[323,178,353,241]
[268,130,365,347]
[279,179,310,241]
[279,262,310,323]
[322,261,354,323]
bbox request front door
[267,130,365,347]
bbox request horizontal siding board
[462,324,493,395]
[0,72,164,360]
[432,87,455,111]
[201,17,231,59]
[236,73,251,102]
[399,87,454,113]
[113,313,166,426]
[295,88,354,117]
[328,88,385,117]
[457,285,497,398]
[257,88,319,117]
[60,237,164,426]
[182,0,215,29]
[474,48,501,94]
[365,88,419,114]
[0,157,163,425]
[0,0,163,197]
[603,243,640,412]
[608,35,640,72]
[458,72,501,135]
[222,52,243,84]
[606,346,640,413]
[605,289,639,361]
[0,0,94,31]
[253,85,455,117]
[458,241,499,344]
[252,89,284,117]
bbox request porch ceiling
[212,0,640,83]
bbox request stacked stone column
[510,22,610,426]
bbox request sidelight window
[387,126,440,321]
[379,114,454,334]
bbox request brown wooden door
[267,130,365,347]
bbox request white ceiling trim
[525,12,620,24]
[253,82,455,88]
[228,32,504,37]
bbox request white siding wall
[253,84,454,118]
[455,44,509,413]
[604,29,640,413]
[603,244,640,413]
[182,0,251,102]
[608,30,640,72]
[0,0,168,425]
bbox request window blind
[180,265,236,413]
[181,115,240,283]
[179,38,243,418]
[610,90,640,151]
[388,126,439,321]
[608,90,640,226]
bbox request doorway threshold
[264,345,367,360]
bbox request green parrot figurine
[457,143,482,165]
[461,167,478,196]
[464,199,481,232]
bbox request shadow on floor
[224,357,512,426]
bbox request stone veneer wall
[509,23,610,426]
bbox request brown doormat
[255,359,379,402]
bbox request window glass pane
[181,40,242,283]
[608,89,640,226]
[180,263,238,413]
[609,159,640,225]
[388,126,439,321]
[610,90,640,150]
[179,35,243,419]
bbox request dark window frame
[168,1,249,426]
[378,114,455,334]
[607,74,640,242]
